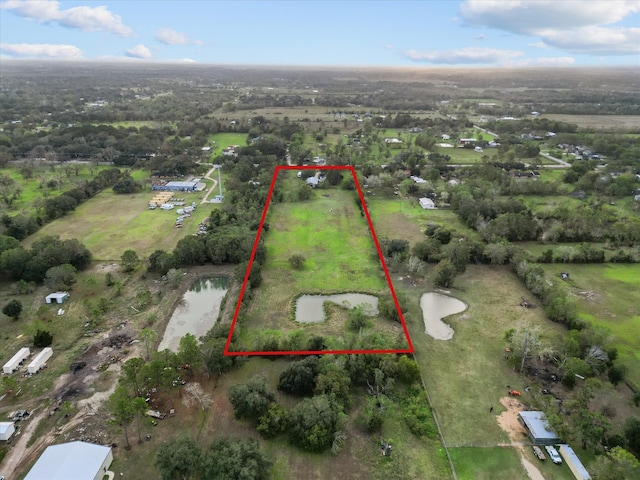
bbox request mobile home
[27,347,52,374]
[3,347,30,374]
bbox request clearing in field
[227,166,412,355]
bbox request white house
[0,422,15,441]
[419,198,436,209]
[25,441,113,480]
[45,292,69,304]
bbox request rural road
[473,125,500,138]
[200,165,219,204]
[539,152,570,168]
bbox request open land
[0,64,639,480]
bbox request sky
[0,0,639,67]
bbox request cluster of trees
[228,353,424,453]
[0,234,91,284]
[155,437,272,480]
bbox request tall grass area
[542,263,640,387]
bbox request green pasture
[23,189,213,260]
[519,194,585,214]
[206,132,248,160]
[432,145,498,164]
[542,263,640,387]
[366,196,479,245]
[448,447,523,480]
[233,175,413,350]
[4,164,112,214]
[99,120,171,128]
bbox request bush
[278,356,318,396]
[33,329,53,348]
[402,385,437,439]
[257,403,289,438]
[2,299,22,320]
[228,377,275,420]
[288,395,341,452]
[288,254,305,269]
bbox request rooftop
[25,441,112,480]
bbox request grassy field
[233,173,409,351]
[366,196,480,244]
[96,120,172,128]
[206,132,248,160]
[541,114,640,130]
[22,189,214,260]
[541,263,640,387]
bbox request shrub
[2,299,22,320]
[288,254,305,269]
[34,329,53,348]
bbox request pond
[158,276,229,352]
[295,293,378,323]
[420,292,467,340]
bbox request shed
[518,411,560,445]
[0,422,15,441]
[306,177,319,187]
[419,198,436,209]
[46,292,69,304]
[558,444,591,480]
[3,347,30,374]
[27,347,53,374]
[25,441,113,480]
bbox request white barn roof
[25,441,112,480]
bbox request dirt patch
[496,397,546,480]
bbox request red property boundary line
[224,165,414,356]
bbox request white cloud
[1,0,132,36]
[0,42,82,58]
[404,47,523,65]
[528,42,549,48]
[125,44,151,59]
[475,34,485,40]
[155,28,203,46]
[460,0,640,55]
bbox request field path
[200,166,219,204]
[496,396,546,480]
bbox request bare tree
[182,382,213,412]
[511,321,543,373]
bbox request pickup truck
[545,445,562,464]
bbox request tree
[2,299,22,320]
[200,437,272,480]
[288,394,342,452]
[315,361,351,409]
[108,386,135,449]
[139,328,158,361]
[44,264,77,290]
[178,333,203,374]
[433,259,457,288]
[121,250,140,273]
[297,183,312,200]
[33,329,53,347]
[510,321,543,373]
[183,382,213,412]
[288,254,305,269]
[625,417,640,458]
[257,403,290,438]
[278,356,319,396]
[155,438,201,480]
[131,396,148,444]
[120,357,146,396]
[228,377,275,420]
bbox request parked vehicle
[532,445,546,461]
[545,445,562,464]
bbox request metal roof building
[24,441,113,480]
[518,411,561,445]
[558,444,591,480]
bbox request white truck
[545,445,562,465]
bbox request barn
[151,180,199,192]
[518,411,560,445]
[24,441,113,480]
[45,292,69,304]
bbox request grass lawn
[448,447,523,480]
[206,132,248,160]
[232,173,409,351]
[22,189,213,260]
[97,120,171,128]
[432,146,498,164]
[541,263,640,387]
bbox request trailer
[3,347,30,374]
[27,348,52,374]
[145,410,166,420]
